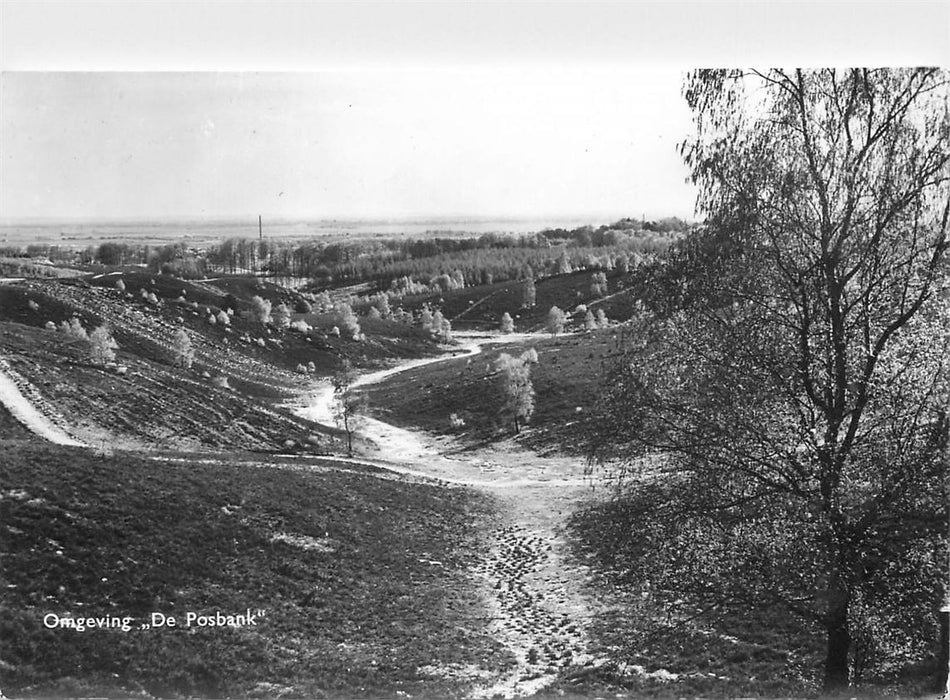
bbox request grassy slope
[359,329,621,454]
[0,443,512,698]
[0,404,39,441]
[0,319,329,452]
[396,268,644,332]
[0,271,452,452]
[1,274,443,381]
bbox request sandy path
[0,360,85,446]
[293,332,606,699]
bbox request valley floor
[288,334,671,698]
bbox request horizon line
[0,211,694,226]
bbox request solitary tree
[173,328,194,368]
[495,351,536,433]
[590,68,950,690]
[500,312,515,333]
[522,277,536,308]
[332,359,366,456]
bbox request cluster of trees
[46,316,119,365]
[589,68,950,690]
[200,228,670,292]
[539,217,688,245]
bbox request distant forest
[2,217,692,290]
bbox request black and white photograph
[1,2,949,698]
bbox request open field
[0,217,599,249]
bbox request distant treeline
[207,220,688,288]
[4,218,691,288]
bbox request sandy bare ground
[293,332,609,699]
[0,359,85,446]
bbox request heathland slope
[0,443,511,698]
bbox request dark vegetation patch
[556,495,940,699]
[0,444,512,698]
[0,404,39,441]
[359,330,622,453]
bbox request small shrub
[522,277,536,308]
[590,271,608,297]
[334,303,361,339]
[250,295,272,324]
[546,306,566,336]
[88,325,118,364]
[211,375,230,389]
[584,310,597,331]
[273,302,291,330]
[59,317,88,340]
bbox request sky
[1,2,947,224]
[0,69,696,222]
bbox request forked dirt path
[295,332,608,699]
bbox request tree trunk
[823,599,851,691]
[937,610,949,693]
[344,414,353,456]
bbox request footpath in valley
[296,332,610,699]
